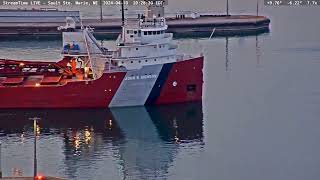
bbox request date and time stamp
[0,0,167,6]
[1,0,320,6]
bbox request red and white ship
[0,4,204,109]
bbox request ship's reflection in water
[0,103,204,180]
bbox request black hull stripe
[145,63,173,105]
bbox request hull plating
[0,57,204,108]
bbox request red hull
[0,57,204,108]
[156,57,204,105]
[0,72,126,108]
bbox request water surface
[1,3,320,180]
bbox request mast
[145,0,164,18]
[256,0,259,16]
[99,0,103,22]
[226,0,229,16]
[121,0,125,26]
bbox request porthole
[173,81,178,87]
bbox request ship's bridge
[112,15,178,70]
[121,17,168,45]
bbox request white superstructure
[111,3,179,70]
[59,2,193,77]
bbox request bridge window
[157,31,160,35]
[134,31,137,34]
[148,31,152,35]
[153,31,156,35]
[144,31,147,35]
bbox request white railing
[176,54,194,61]
[140,21,165,28]
[125,18,166,28]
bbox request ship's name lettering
[125,74,157,81]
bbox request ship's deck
[0,58,94,87]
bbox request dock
[0,15,270,38]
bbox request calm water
[1,2,320,180]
